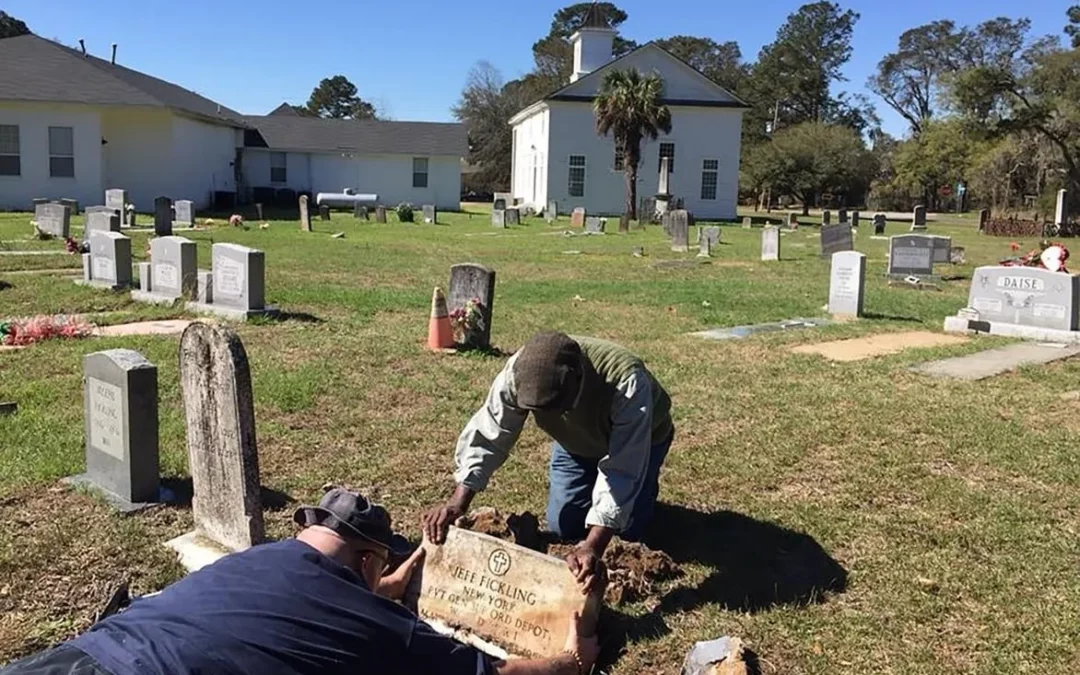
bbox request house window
[701,159,719,200]
[413,157,429,188]
[568,155,586,197]
[658,142,675,173]
[0,125,18,176]
[270,152,287,183]
[614,142,625,171]
[49,126,74,178]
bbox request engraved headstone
[545,200,558,223]
[492,209,506,228]
[1055,189,1068,226]
[133,236,197,303]
[493,198,507,211]
[821,210,832,226]
[820,224,853,258]
[851,211,860,228]
[761,226,780,261]
[505,207,521,226]
[570,208,586,228]
[838,208,849,225]
[700,226,721,247]
[911,205,927,231]
[888,234,934,278]
[105,189,127,213]
[828,251,866,319]
[964,267,1080,331]
[35,203,70,238]
[376,206,388,223]
[697,234,712,258]
[979,209,990,232]
[68,349,159,510]
[448,263,495,349]
[210,243,265,312]
[418,527,600,658]
[154,196,173,237]
[585,217,604,234]
[619,214,630,233]
[670,210,689,253]
[174,200,194,228]
[423,205,437,224]
[742,217,752,229]
[929,235,952,265]
[299,195,312,232]
[86,231,132,289]
[494,193,513,209]
[60,198,79,215]
[873,213,887,235]
[167,323,265,569]
[85,209,121,239]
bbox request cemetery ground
[2,206,1079,674]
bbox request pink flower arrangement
[1001,241,1071,273]
[449,297,485,345]
[1,315,94,346]
[229,214,244,227]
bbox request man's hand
[423,485,475,544]
[376,547,425,601]
[565,544,601,596]
[564,610,600,674]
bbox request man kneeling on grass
[2,488,598,675]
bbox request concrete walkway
[911,343,1080,381]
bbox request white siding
[244,149,461,211]
[170,115,237,209]
[544,101,742,219]
[0,101,102,210]
[510,107,550,210]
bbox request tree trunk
[626,164,638,220]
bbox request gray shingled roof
[0,34,244,126]
[243,116,468,156]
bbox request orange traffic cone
[427,286,455,350]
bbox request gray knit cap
[513,332,583,411]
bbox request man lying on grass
[425,331,674,593]
[1,488,598,675]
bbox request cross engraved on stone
[488,549,512,576]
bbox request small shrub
[396,203,415,222]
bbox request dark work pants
[0,647,108,675]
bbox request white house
[0,35,466,212]
[508,25,748,220]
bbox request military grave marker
[828,251,866,319]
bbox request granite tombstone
[154,196,173,237]
[820,223,853,258]
[888,235,935,278]
[36,202,70,238]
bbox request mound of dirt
[457,507,543,551]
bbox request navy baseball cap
[294,488,411,555]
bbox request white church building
[509,24,747,220]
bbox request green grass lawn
[2,205,1079,673]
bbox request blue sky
[5,0,1069,137]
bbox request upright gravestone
[85,209,121,239]
[299,195,312,232]
[493,198,507,211]
[1055,189,1068,226]
[319,205,331,221]
[132,236,198,304]
[254,203,264,221]
[126,207,137,228]
[912,205,927,231]
[820,224,853,258]
[82,231,132,290]
[355,203,369,220]
[979,209,990,232]
[930,235,952,265]
[491,209,506,228]
[873,213,887,235]
[742,217,752,229]
[821,210,832,227]
[697,234,712,258]
[669,210,690,253]
[493,193,513,209]
[585,217,604,234]
[375,206,388,224]
[619,214,630,234]
[838,209,849,225]
[787,212,799,229]
[851,211,860,228]
[154,197,173,237]
[888,234,935,278]
[545,200,558,223]
[448,263,496,350]
[188,243,272,320]
[167,323,265,571]
[505,207,521,226]
[570,208,586,229]
[174,200,194,228]
[35,203,70,238]
[423,205,437,224]
[829,251,866,319]
[701,226,721,248]
[959,266,1080,332]
[105,189,127,214]
[418,527,601,659]
[761,226,780,262]
[67,349,160,511]
[60,198,80,215]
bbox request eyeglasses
[360,547,390,573]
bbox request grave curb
[944,316,1080,344]
[61,473,167,513]
[130,290,186,306]
[184,302,280,322]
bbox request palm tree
[594,69,673,221]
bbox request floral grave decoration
[1,315,94,347]
[449,297,486,346]
[1000,240,1070,273]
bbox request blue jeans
[546,429,673,542]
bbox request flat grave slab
[790,331,968,362]
[911,342,1080,381]
[93,320,193,337]
[692,317,833,341]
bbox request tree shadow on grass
[160,477,295,512]
[271,311,325,324]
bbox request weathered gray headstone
[133,236,197,303]
[448,263,496,349]
[35,203,70,238]
[491,209,506,228]
[888,235,935,278]
[670,210,690,253]
[154,196,173,237]
[494,193,512,210]
[210,243,265,312]
[505,207,521,226]
[930,235,952,265]
[85,205,121,217]
[661,212,672,237]
[319,205,331,221]
[68,349,159,510]
[838,208,849,225]
[546,200,558,223]
[742,217,752,229]
[697,234,712,258]
[571,208,586,228]
[299,195,312,232]
[851,211,860,228]
[138,262,151,291]
[761,226,780,262]
[423,205,437,224]
[60,198,79,215]
[828,251,866,318]
[1055,189,1068,226]
[787,212,799,229]
[873,213,887,235]
[964,266,1080,331]
[701,226,721,247]
[912,205,927,231]
[105,189,127,212]
[31,197,49,209]
[493,198,507,211]
[86,231,132,289]
[85,210,121,239]
[979,209,990,232]
[174,200,194,228]
[375,206,388,223]
[585,217,604,233]
[355,203,369,220]
[168,323,265,569]
[821,210,832,226]
[820,224,853,258]
[619,214,630,233]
